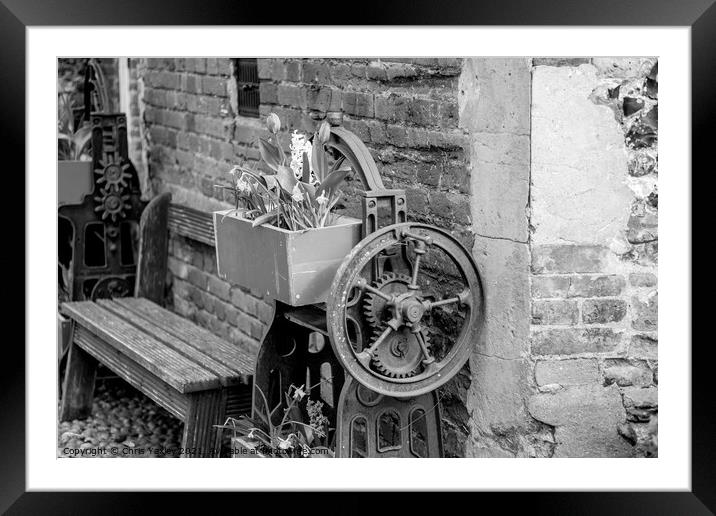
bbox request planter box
[214,210,362,306]
[58,160,93,207]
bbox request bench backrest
[136,193,219,306]
[135,192,171,304]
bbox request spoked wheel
[327,222,485,397]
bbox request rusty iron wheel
[327,222,485,398]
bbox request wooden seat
[59,192,255,457]
[60,298,254,457]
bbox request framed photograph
[4,0,707,511]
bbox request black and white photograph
[56,56,660,460]
[3,8,703,506]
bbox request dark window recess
[377,410,402,452]
[119,221,139,266]
[409,408,428,458]
[350,417,368,458]
[234,58,260,118]
[84,222,107,267]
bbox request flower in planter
[216,113,351,231]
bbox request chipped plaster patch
[531,64,632,246]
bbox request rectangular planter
[214,209,361,306]
[58,160,93,207]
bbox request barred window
[234,58,259,117]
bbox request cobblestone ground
[58,378,184,458]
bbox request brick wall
[528,58,658,457]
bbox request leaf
[275,165,298,193]
[251,209,278,228]
[302,152,311,183]
[316,169,348,198]
[311,138,328,182]
[258,138,281,171]
[297,181,316,203]
[71,124,93,160]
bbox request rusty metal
[326,222,484,398]
[249,113,484,457]
[58,113,145,302]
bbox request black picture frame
[4,0,707,512]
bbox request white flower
[277,436,293,450]
[292,385,306,400]
[291,183,304,203]
[236,178,250,193]
[289,130,313,181]
[316,191,328,206]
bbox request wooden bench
[60,193,255,457]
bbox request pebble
[57,379,184,458]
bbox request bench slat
[168,204,216,246]
[114,297,255,377]
[61,301,220,393]
[98,299,246,387]
[74,326,188,419]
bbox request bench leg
[59,339,98,421]
[181,390,226,457]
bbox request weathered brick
[621,386,658,422]
[366,61,388,81]
[167,256,189,280]
[258,82,278,105]
[532,300,579,325]
[306,85,341,112]
[284,60,301,81]
[186,58,206,74]
[582,299,627,324]
[230,287,247,307]
[213,299,228,321]
[201,291,216,314]
[532,328,622,356]
[374,94,410,122]
[187,266,208,290]
[567,275,625,298]
[342,91,374,118]
[302,61,331,83]
[531,245,609,274]
[257,59,273,79]
[632,293,657,331]
[201,76,227,97]
[277,84,307,108]
[250,319,265,340]
[628,334,657,360]
[627,208,658,244]
[603,359,653,387]
[629,272,657,288]
[258,302,274,324]
[384,62,418,81]
[206,58,219,75]
[533,58,592,67]
[534,358,599,386]
[531,276,571,298]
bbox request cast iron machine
[251,114,485,458]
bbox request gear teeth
[370,329,430,379]
[363,272,411,330]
